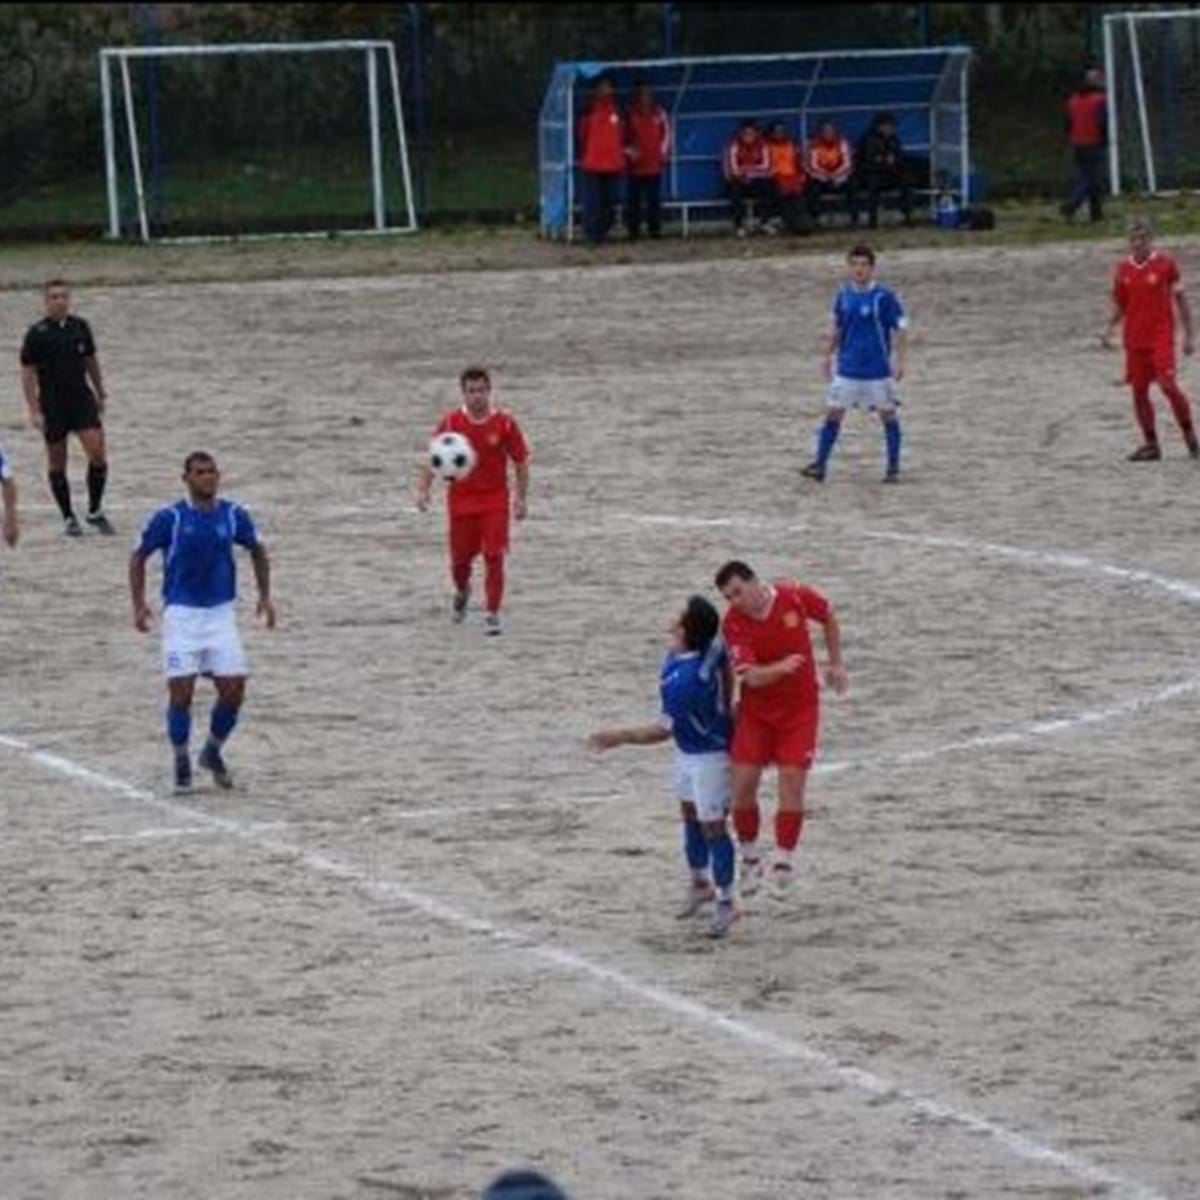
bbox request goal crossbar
[98,39,418,243]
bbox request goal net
[1106,10,1200,196]
[100,40,417,242]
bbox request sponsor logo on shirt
[783,610,800,628]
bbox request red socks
[1133,390,1157,444]
[1161,378,1195,438]
[775,809,804,852]
[484,554,505,613]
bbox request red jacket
[806,134,853,185]
[724,132,770,181]
[1066,88,1106,147]
[579,97,626,173]
[626,103,670,177]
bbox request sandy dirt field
[1,237,1199,1200]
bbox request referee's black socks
[48,470,73,520]
[87,461,108,515]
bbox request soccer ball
[429,431,477,482]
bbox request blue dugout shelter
[539,46,972,238]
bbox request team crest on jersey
[783,610,800,628]
[1147,274,1158,286]
[488,433,500,446]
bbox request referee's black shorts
[41,392,101,444]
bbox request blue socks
[208,701,239,749]
[884,418,902,474]
[815,417,842,469]
[709,831,735,897]
[167,704,190,751]
[683,818,710,873]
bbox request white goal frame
[99,40,418,243]
[1104,8,1200,197]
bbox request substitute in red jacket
[805,121,857,227]
[723,118,772,236]
[765,121,809,235]
[1061,66,1107,224]
[625,81,670,240]
[578,76,626,245]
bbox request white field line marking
[79,821,284,845]
[0,730,1169,1200]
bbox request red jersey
[1066,89,1106,147]
[626,103,670,177]
[1113,252,1181,350]
[579,98,626,173]
[723,133,770,181]
[434,407,529,517]
[722,581,831,723]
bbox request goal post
[99,40,418,243]
[1104,9,1200,198]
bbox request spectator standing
[857,111,913,228]
[578,76,626,245]
[805,121,856,227]
[1061,66,1107,224]
[625,81,670,241]
[723,118,772,237]
[765,121,808,235]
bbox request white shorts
[672,750,731,822]
[162,603,248,679]
[825,375,899,412]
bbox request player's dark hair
[183,450,216,473]
[680,595,720,655]
[43,278,68,292]
[714,560,756,590]
[459,365,491,389]
[848,243,876,264]
[738,116,757,130]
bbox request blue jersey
[832,282,907,380]
[660,639,732,755]
[136,499,259,608]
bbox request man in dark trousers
[19,280,115,536]
[1061,66,1107,223]
[856,111,913,229]
[578,76,626,245]
[625,80,670,240]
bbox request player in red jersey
[714,560,846,895]
[416,367,530,636]
[1101,217,1196,462]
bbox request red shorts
[449,508,509,562]
[1126,344,1176,391]
[731,703,819,769]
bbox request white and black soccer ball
[429,431,477,482]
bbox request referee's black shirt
[20,316,97,405]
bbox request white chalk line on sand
[0,727,1167,1200]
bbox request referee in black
[19,280,114,536]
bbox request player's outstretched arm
[821,610,848,697]
[1176,287,1195,356]
[1,477,18,547]
[892,327,908,382]
[513,459,530,520]
[737,655,806,689]
[19,365,42,430]
[128,551,153,632]
[250,542,276,628]
[588,723,671,751]
[1101,299,1123,349]
[415,462,435,512]
[84,355,107,412]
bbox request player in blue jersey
[0,445,19,549]
[129,451,275,792]
[588,595,738,938]
[802,243,909,483]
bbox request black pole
[407,2,429,217]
